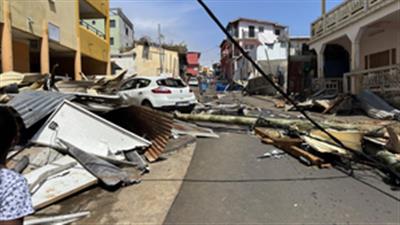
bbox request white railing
[344,64,400,94]
[312,77,344,93]
[311,0,395,40]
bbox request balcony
[311,0,396,41]
[80,0,108,19]
[312,77,344,93]
[80,20,105,39]
[79,25,108,62]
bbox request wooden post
[2,0,13,72]
[40,21,50,75]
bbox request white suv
[118,76,197,112]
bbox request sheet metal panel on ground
[31,100,151,158]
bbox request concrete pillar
[350,41,360,71]
[348,27,365,70]
[106,59,111,76]
[74,37,82,80]
[347,28,365,94]
[321,0,326,16]
[40,21,50,75]
[2,0,13,72]
[315,44,326,79]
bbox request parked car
[187,77,199,86]
[118,76,197,113]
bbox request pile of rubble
[1,70,217,224]
[176,91,400,184]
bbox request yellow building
[134,42,180,77]
[0,0,110,79]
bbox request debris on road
[24,211,91,225]
[357,90,400,120]
[257,149,286,159]
[172,120,219,138]
[0,72,201,217]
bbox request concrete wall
[8,0,77,50]
[80,26,108,62]
[111,54,136,75]
[360,25,400,69]
[134,44,179,77]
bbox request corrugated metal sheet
[3,91,74,129]
[105,105,173,162]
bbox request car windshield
[157,78,186,88]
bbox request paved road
[164,133,400,224]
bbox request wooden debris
[309,129,363,151]
[255,127,325,166]
[385,127,400,153]
[274,99,285,108]
[302,135,349,156]
[255,127,302,146]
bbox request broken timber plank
[255,127,325,166]
[254,127,303,147]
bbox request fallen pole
[174,112,380,133]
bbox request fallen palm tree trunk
[175,112,258,126]
[174,112,381,133]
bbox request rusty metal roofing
[3,91,74,129]
[105,105,173,162]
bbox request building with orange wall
[0,0,110,79]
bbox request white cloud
[112,1,198,41]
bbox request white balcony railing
[344,64,400,94]
[311,0,396,40]
[312,77,344,93]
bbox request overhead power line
[196,0,400,181]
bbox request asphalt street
[164,133,400,225]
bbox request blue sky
[111,0,344,66]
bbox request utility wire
[196,0,400,181]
